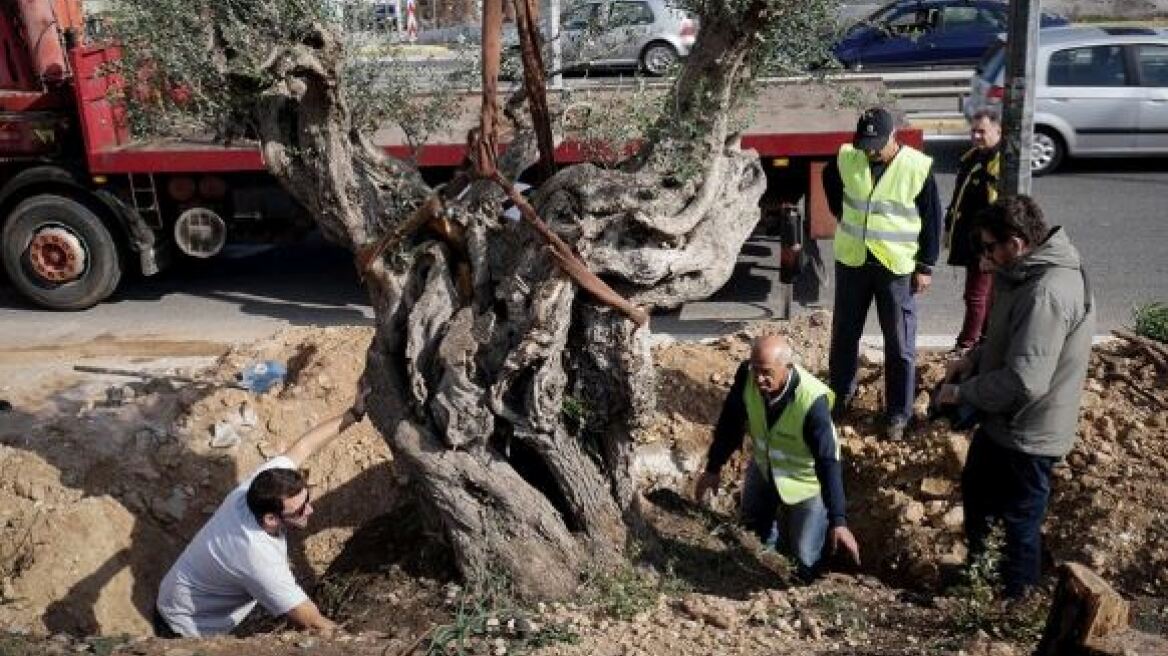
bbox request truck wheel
[641,42,678,76]
[2,195,122,310]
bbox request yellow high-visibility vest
[835,144,933,275]
[745,365,837,505]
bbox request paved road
[2,140,1166,349]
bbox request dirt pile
[0,327,398,635]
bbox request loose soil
[0,315,1164,655]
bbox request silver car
[558,0,698,75]
[963,26,1168,175]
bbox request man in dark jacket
[938,195,1094,597]
[944,108,1002,350]
[694,335,861,579]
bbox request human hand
[943,355,972,383]
[346,377,371,424]
[829,526,861,567]
[911,272,932,295]
[937,383,961,406]
[693,471,721,502]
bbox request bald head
[750,335,793,394]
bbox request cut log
[1036,562,1168,656]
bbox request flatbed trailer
[0,0,922,310]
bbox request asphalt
[1,138,1166,349]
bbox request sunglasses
[281,489,311,520]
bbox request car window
[1047,45,1129,87]
[937,6,992,31]
[609,1,654,27]
[885,6,936,35]
[1135,44,1168,87]
[563,3,600,30]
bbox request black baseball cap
[853,107,895,151]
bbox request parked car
[557,0,697,75]
[963,26,1168,175]
[833,0,1067,70]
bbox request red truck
[0,0,922,310]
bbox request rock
[1,579,15,601]
[942,506,965,528]
[920,477,954,498]
[152,488,188,522]
[485,617,500,631]
[902,501,926,524]
[492,637,507,656]
[947,435,970,474]
[210,422,241,449]
[163,649,196,656]
[239,403,258,428]
[296,637,317,649]
[1090,450,1115,466]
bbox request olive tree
[106,0,836,597]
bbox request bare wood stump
[1036,562,1167,656]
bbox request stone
[902,501,926,524]
[942,506,965,528]
[210,422,241,449]
[947,435,970,474]
[239,403,258,428]
[163,649,196,656]
[295,637,317,649]
[1,579,15,600]
[920,477,954,498]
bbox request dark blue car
[833,0,1069,70]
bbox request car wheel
[640,42,678,76]
[1031,128,1065,177]
[2,194,122,310]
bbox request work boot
[830,393,854,423]
[885,418,909,441]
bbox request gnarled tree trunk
[247,1,781,597]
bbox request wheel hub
[28,226,86,283]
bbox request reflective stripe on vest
[744,364,838,505]
[834,144,933,275]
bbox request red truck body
[0,0,922,310]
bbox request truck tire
[2,194,122,310]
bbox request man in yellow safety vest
[695,335,861,579]
[822,107,943,440]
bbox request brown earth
[0,316,1165,655]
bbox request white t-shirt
[156,457,309,637]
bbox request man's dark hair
[973,195,1049,246]
[246,468,306,524]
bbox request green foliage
[102,0,472,147]
[582,561,689,621]
[425,576,577,656]
[1132,302,1168,343]
[948,527,1049,646]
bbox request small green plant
[425,572,577,656]
[1133,302,1168,343]
[948,526,1049,647]
[583,564,676,621]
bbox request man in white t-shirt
[154,392,367,638]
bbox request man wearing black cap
[822,107,943,440]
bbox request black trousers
[961,430,1057,597]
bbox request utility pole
[550,0,563,89]
[999,0,1041,197]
